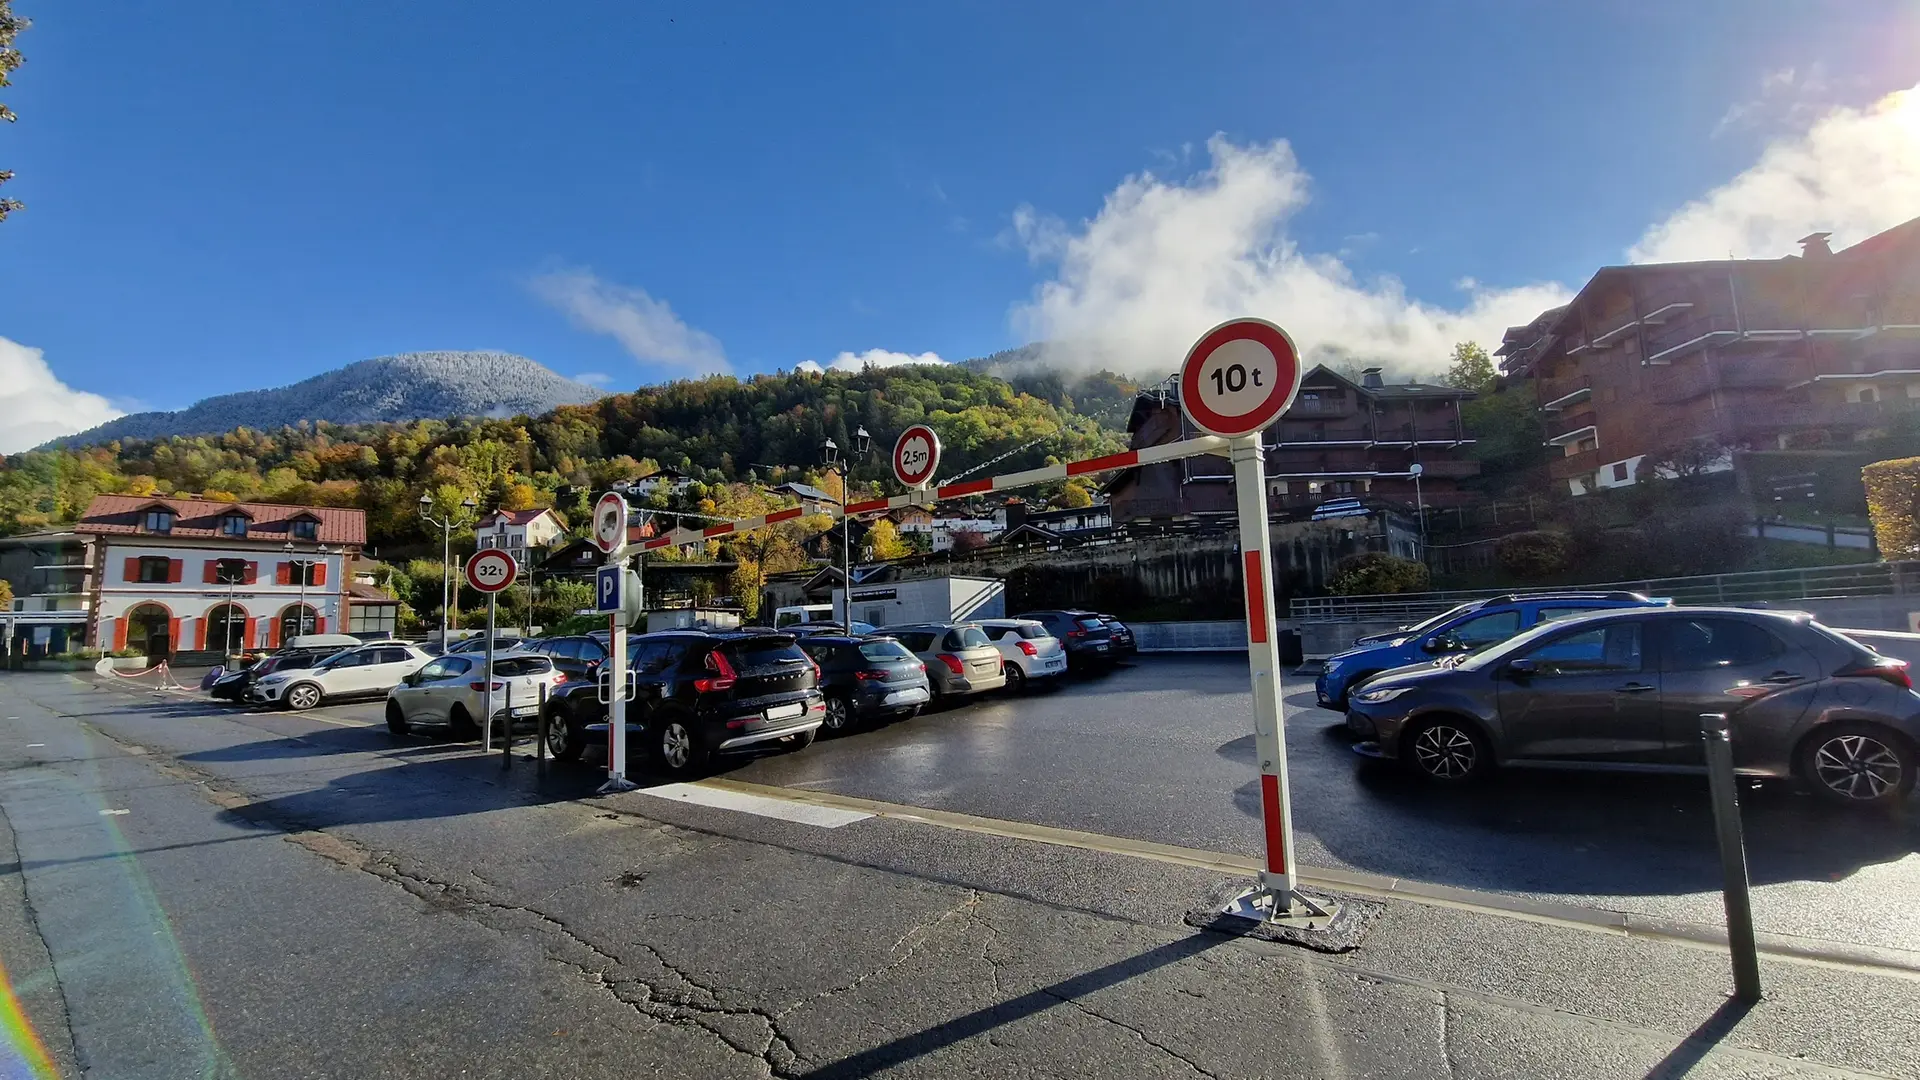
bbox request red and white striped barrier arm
[639,435,1230,552]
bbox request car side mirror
[1506,658,1538,679]
[1420,636,1448,654]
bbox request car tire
[545,710,585,762]
[1401,716,1493,784]
[448,704,479,741]
[822,695,855,735]
[1003,664,1027,694]
[652,712,708,777]
[385,701,410,736]
[783,728,818,752]
[1796,722,1916,809]
[284,683,323,712]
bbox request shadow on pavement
[800,933,1227,1079]
[1643,998,1755,1080]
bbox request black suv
[525,634,611,681]
[798,635,932,733]
[540,630,825,776]
[1094,614,1137,656]
[1016,610,1115,668]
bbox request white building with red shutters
[74,495,366,658]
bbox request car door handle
[1764,671,1804,684]
[1614,683,1656,693]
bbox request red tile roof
[480,507,566,528]
[75,495,367,546]
[347,582,400,604]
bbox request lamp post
[418,493,478,647]
[282,542,333,637]
[819,426,871,628]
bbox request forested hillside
[0,365,1134,552]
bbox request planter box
[108,656,152,671]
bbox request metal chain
[938,434,1056,487]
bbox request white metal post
[1229,434,1303,904]
[599,555,637,793]
[482,594,496,752]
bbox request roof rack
[1478,591,1650,606]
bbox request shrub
[1495,530,1571,578]
[1328,552,1430,596]
[106,648,146,658]
[54,648,102,661]
[1864,457,1920,559]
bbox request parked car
[1343,607,1920,809]
[1015,610,1115,668]
[881,623,1008,701]
[796,621,878,637]
[1094,614,1137,657]
[976,619,1068,692]
[449,635,524,655]
[525,634,612,681]
[1350,602,1484,647]
[209,649,331,702]
[1316,592,1670,710]
[1312,498,1369,520]
[798,635,932,733]
[540,630,825,776]
[385,651,565,738]
[250,643,433,710]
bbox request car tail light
[916,662,927,673]
[695,649,738,692]
[936,654,965,675]
[1839,657,1912,689]
[1067,629,1086,639]
[468,681,505,692]
[1017,640,1038,656]
[808,656,823,681]
[551,672,567,685]
[854,669,889,681]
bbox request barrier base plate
[596,775,641,795]
[1185,881,1379,953]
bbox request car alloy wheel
[1410,722,1479,780]
[660,722,694,770]
[286,684,321,711]
[1003,664,1026,692]
[823,696,851,733]
[1811,733,1904,802]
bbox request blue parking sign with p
[596,566,623,613]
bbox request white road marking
[638,782,873,829]
[99,809,130,816]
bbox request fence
[1289,560,1920,623]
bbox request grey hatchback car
[882,623,1008,701]
[1344,607,1919,808]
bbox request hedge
[1863,456,1920,559]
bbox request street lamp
[819,427,872,627]
[418,493,478,646]
[282,542,333,637]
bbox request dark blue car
[1315,592,1670,709]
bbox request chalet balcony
[1269,424,1376,446]
[1644,314,1741,364]
[1654,363,1792,403]
[1548,448,1601,482]
[1544,406,1597,441]
[1734,398,1920,434]
[1409,459,1481,479]
[1539,376,1592,413]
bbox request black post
[536,681,548,767]
[502,679,513,769]
[1699,712,1762,1003]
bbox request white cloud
[530,268,729,376]
[0,337,123,453]
[1714,65,1834,138]
[1632,82,1920,262]
[573,371,613,387]
[1008,135,1571,377]
[796,349,949,375]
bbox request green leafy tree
[1443,341,1496,394]
[1327,552,1430,595]
[0,0,26,223]
[867,518,909,560]
[1864,457,1920,559]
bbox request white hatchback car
[250,644,432,711]
[976,619,1068,692]
[385,651,564,738]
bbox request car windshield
[1403,602,1482,637]
[491,656,551,676]
[953,626,991,649]
[309,651,353,670]
[1453,617,1610,670]
[858,640,915,662]
[1014,624,1049,640]
[1076,617,1106,631]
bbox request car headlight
[258,674,289,685]
[1353,686,1412,704]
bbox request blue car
[1315,591,1670,709]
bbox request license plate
[1093,643,1109,651]
[512,705,539,716]
[765,703,804,721]
[1045,659,1065,671]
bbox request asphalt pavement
[0,665,1914,1079]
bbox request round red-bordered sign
[465,549,519,594]
[1177,318,1302,438]
[591,492,629,555]
[892,425,942,489]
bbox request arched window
[279,604,318,643]
[205,604,247,655]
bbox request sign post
[1177,318,1334,929]
[465,549,519,757]
[591,492,639,793]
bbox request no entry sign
[892,425,942,489]
[465,549,519,594]
[1178,318,1302,439]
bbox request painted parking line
[640,782,873,828]
[693,778,1920,980]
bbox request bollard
[502,680,513,769]
[1699,712,1762,1003]
[536,681,549,766]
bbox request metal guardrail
[1289,560,1920,623]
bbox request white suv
[976,619,1068,692]
[251,644,431,711]
[385,651,564,739]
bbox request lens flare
[0,957,57,1080]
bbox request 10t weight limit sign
[1178,318,1302,439]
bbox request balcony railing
[1538,376,1592,413]
[1545,406,1597,440]
[1645,314,1740,363]
[1548,448,1601,482]
[1269,425,1375,445]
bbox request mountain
[50,352,603,447]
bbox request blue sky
[2,0,1918,449]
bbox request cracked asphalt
[0,669,1916,1079]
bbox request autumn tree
[0,579,12,611]
[0,0,25,222]
[1443,341,1496,394]
[867,518,909,560]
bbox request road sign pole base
[1218,885,1342,931]
[596,774,640,794]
